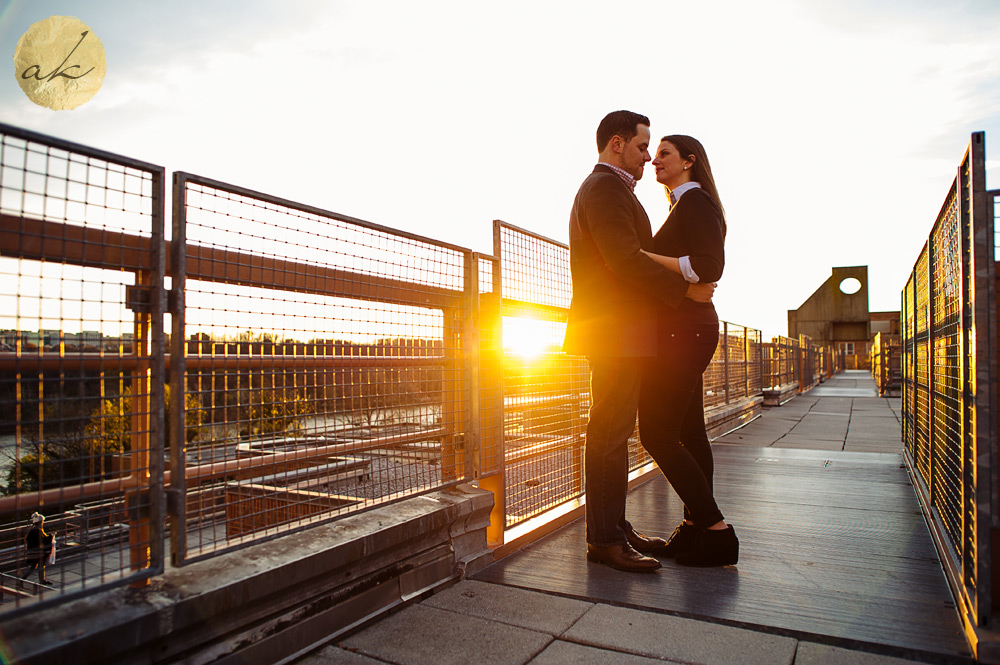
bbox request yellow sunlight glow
[503,317,555,360]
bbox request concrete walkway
[714,371,903,454]
[297,372,959,665]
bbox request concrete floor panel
[298,646,387,665]
[529,640,677,665]
[423,580,593,635]
[793,642,930,664]
[562,604,797,665]
[342,604,552,665]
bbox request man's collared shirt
[597,162,636,192]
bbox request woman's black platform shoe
[656,522,700,558]
[676,525,739,567]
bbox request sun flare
[503,317,557,360]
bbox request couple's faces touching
[613,126,694,189]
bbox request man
[564,110,715,572]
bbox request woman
[638,134,738,567]
[23,512,53,584]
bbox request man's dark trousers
[585,357,643,546]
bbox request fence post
[743,328,750,399]
[169,172,188,566]
[127,167,166,585]
[965,132,994,625]
[722,322,730,406]
[441,305,464,482]
[479,223,508,546]
[126,270,153,584]
[927,218,936,507]
[464,252,481,483]
[476,272,505,546]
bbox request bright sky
[1,0,998,339]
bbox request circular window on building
[839,277,862,295]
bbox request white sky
[1,0,998,339]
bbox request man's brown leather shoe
[586,543,661,572]
[625,527,667,554]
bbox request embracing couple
[564,110,737,572]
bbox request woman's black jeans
[638,325,725,528]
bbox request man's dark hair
[596,110,650,151]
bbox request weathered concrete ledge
[762,381,799,406]
[4,483,494,665]
[705,395,763,438]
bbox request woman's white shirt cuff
[679,256,700,283]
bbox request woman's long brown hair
[663,134,726,236]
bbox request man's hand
[685,282,716,303]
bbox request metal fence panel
[0,122,165,611]
[493,221,762,530]
[797,335,820,392]
[902,274,915,446]
[931,186,963,556]
[494,222,589,528]
[746,328,763,395]
[703,324,727,409]
[763,336,799,389]
[870,332,901,396]
[901,132,995,639]
[170,173,473,563]
[914,245,931,483]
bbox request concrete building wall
[788,266,871,367]
[870,310,901,336]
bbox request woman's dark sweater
[652,187,725,332]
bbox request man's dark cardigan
[564,164,688,358]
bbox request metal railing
[796,334,822,392]
[488,221,764,532]
[0,123,166,606]
[761,334,830,394]
[168,172,477,563]
[762,336,799,389]
[821,344,846,379]
[0,123,778,613]
[490,222,589,531]
[901,131,997,652]
[870,332,901,396]
[705,322,762,409]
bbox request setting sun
[503,317,559,359]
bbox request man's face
[620,124,651,180]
